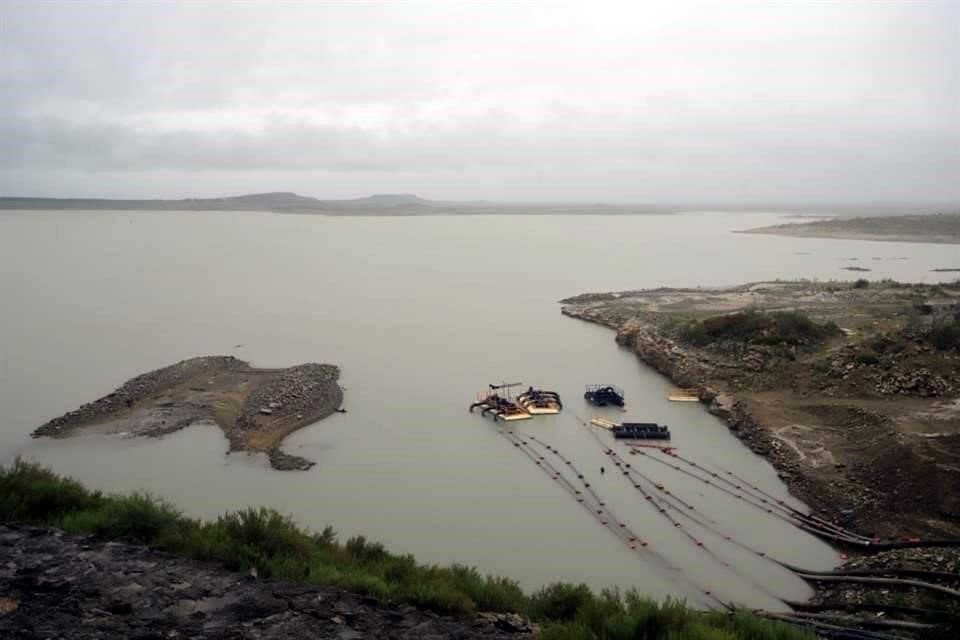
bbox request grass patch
[0,459,826,639]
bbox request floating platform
[668,388,700,402]
[615,422,670,440]
[584,384,625,407]
[590,416,670,440]
[590,416,620,429]
[517,388,562,414]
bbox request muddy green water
[2,210,955,609]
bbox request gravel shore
[32,356,343,471]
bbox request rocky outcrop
[34,357,247,438]
[0,524,534,639]
[31,357,344,471]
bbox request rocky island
[561,280,960,539]
[32,356,343,471]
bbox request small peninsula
[32,356,343,470]
[738,213,960,244]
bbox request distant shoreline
[0,193,952,217]
[737,212,960,244]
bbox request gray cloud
[1,1,958,202]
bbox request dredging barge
[590,416,671,440]
[584,384,625,407]
[517,387,563,414]
[470,383,562,421]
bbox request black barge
[612,422,670,440]
[584,384,625,407]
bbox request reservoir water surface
[2,210,955,608]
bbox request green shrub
[853,278,869,289]
[928,319,960,351]
[540,622,595,640]
[854,350,880,365]
[205,507,314,576]
[676,310,839,348]
[59,492,182,543]
[0,459,102,522]
[678,321,710,347]
[447,564,525,613]
[529,582,594,621]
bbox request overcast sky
[1,1,957,203]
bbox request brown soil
[32,356,343,471]
[560,281,960,539]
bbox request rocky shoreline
[32,356,344,471]
[0,523,533,639]
[560,281,960,538]
[561,281,960,620]
[561,304,816,514]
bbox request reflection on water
[2,210,954,607]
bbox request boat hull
[516,389,562,415]
[498,411,533,421]
[523,406,560,415]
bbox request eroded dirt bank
[561,281,960,539]
[0,523,531,639]
[32,356,343,471]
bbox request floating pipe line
[575,415,845,566]
[641,446,864,542]
[498,428,728,609]
[702,461,871,539]
[624,427,960,550]
[565,426,794,602]
[504,430,674,567]
[501,428,714,606]
[784,600,957,620]
[624,442,870,546]
[501,429,665,562]
[577,416,858,544]
[788,612,934,631]
[659,450,874,542]
[791,572,960,599]
[779,563,960,583]
[663,450,960,550]
[763,613,912,640]
[578,425,786,563]
[520,435,608,511]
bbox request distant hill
[3,193,952,217]
[338,194,431,207]
[0,192,321,212]
[0,192,439,212]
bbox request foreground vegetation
[0,460,818,639]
